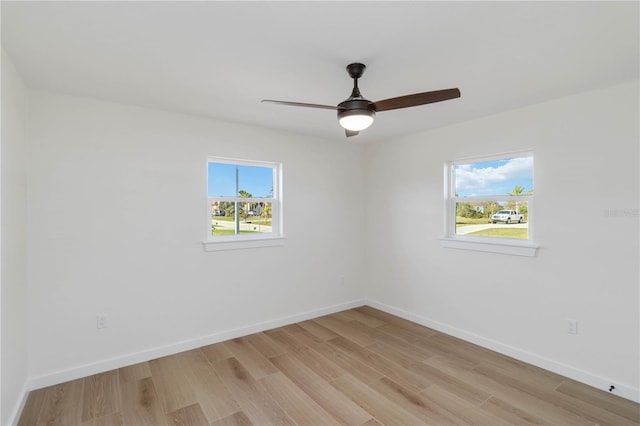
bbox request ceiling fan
[262,63,461,137]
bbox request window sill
[440,237,539,257]
[202,235,286,252]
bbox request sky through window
[208,162,274,197]
[454,156,533,197]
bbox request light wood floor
[18,306,640,425]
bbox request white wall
[1,49,29,424]
[25,90,365,384]
[4,67,638,422]
[363,80,639,399]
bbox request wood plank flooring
[18,306,640,425]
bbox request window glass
[237,165,274,198]
[207,162,237,197]
[454,156,534,197]
[448,153,533,243]
[207,158,282,243]
[455,200,529,240]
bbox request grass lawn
[212,229,234,235]
[456,217,492,226]
[457,216,527,227]
[211,229,259,236]
[466,228,528,239]
[212,216,272,226]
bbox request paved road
[457,223,527,235]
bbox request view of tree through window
[208,159,279,238]
[450,154,534,240]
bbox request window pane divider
[452,195,532,202]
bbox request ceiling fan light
[338,109,375,131]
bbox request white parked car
[491,210,524,224]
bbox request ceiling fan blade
[262,100,338,110]
[345,129,359,137]
[371,88,461,112]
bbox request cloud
[455,156,533,195]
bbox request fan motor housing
[337,99,374,114]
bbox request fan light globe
[338,110,375,131]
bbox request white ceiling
[2,1,638,143]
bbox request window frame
[441,151,538,256]
[202,156,284,252]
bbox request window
[203,157,283,251]
[442,152,538,256]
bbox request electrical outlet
[97,314,108,329]
[567,319,578,334]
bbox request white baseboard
[6,381,29,426]
[25,298,366,393]
[365,299,640,403]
